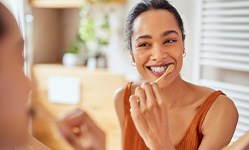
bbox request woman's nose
[150,45,167,62]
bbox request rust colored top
[123,82,224,150]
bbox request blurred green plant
[78,18,95,43]
[66,42,80,54]
[65,0,111,57]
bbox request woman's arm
[114,87,126,144]
[198,95,239,150]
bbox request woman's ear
[130,51,136,66]
[130,51,135,63]
[183,48,186,58]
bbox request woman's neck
[161,75,194,109]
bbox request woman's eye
[138,43,150,48]
[164,39,177,44]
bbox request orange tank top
[123,82,224,150]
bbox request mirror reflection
[0,0,249,150]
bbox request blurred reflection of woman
[114,0,239,150]
[0,2,105,150]
[0,2,49,149]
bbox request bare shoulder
[114,85,126,98]
[114,86,126,110]
[189,83,237,115]
[114,85,127,130]
[189,83,238,134]
[207,93,238,123]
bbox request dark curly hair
[0,4,7,40]
[126,0,185,51]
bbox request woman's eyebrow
[135,30,179,41]
[135,35,152,41]
[160,30,179,37]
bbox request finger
[60,109,89,136]
[135,87,147,112]
[80,120,106,150]
[61,108,85,127]
[58,110,105,150]
[135,86,146,101]
[57,121,83,149]
[143,82,163,129]
[129,95,149,138]
[151,82,163,105]
[142,82,157,108]
[129,95,140,116]
[73,114,106,149]
[151,83,167,123]
[81,112,105,139]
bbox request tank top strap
[123,82,138,150]
[196,90,225,133]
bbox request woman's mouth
[146,63,173,77]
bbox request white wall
[106,0,140,81]
[169,0,197,82]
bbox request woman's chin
[160,73,181,88]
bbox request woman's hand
[57,109,106,150]
[129,82,174,150]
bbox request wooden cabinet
[31,64,126,150]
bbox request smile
[146,63,173,77]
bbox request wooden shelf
[29,0,84,8]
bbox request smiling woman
[114,0,239,150]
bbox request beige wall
[32,8,80,64]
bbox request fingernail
[141,81,148,87]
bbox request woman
[114,0,238,150]
[0,2,104,149]
[0,2,49,149]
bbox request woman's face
[131,9,184,87]
[0,4,31,146]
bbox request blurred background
[2,0,249,149]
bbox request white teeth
[150,66,168,73]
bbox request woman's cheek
[134,48,151,61]
[135,56,145,73]
[175,51,183,73]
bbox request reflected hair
[0,3,7,40]
[126,0,185,51]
